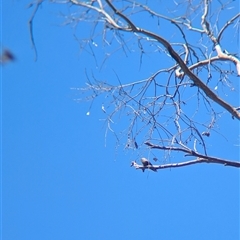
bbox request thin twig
[28,0,43,61]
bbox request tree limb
[144,141,240,168]
[105,0,240,120]
[131,156,240,172]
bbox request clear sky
[2,1,240,240]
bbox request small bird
[0,49,15,64]
[141,158,152,167]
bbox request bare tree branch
[217,13,240,43]
[131,157,240,172]
[29,0,240,169]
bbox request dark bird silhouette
[1,49,15,64]
[141,157,152,167]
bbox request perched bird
[141,158,152,167]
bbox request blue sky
[2,1,240,239]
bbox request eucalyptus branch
[104,0,240,119]
[175,56,225,77]
[215,44,240,75]
[27,0,240,172]
[131,156,240,172]
[128,2,205,33]
[144,141,240,168]
[217,13,240,43]
[201,0,218,44]
[200,1,240,75]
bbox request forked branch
[104,0,240,120]
[139,141,240,169]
